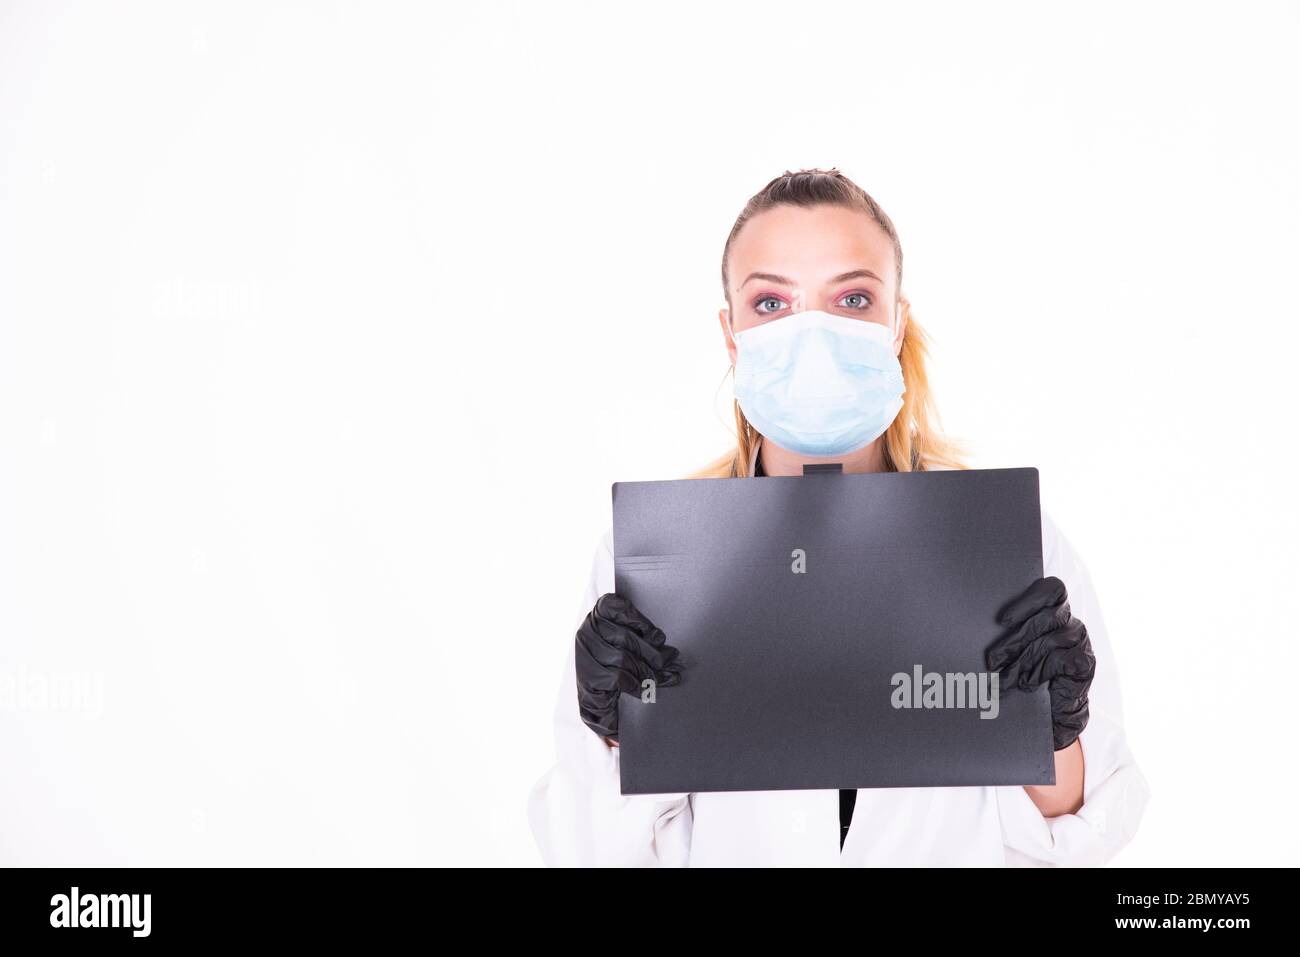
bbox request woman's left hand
[985,576,1097,751]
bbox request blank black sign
[612,467,1054,794]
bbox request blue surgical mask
[730,308,906,458]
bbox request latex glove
[985,576,1096,751]
[575,593,683,742]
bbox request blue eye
[754,296,786,314]
[840,292,873,309]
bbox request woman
[527,168,1150,866]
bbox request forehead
[729,204,895,291]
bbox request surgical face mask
[730,308,906,458]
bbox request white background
[1,0,1296,866]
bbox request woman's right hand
[575,593,684,745]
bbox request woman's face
[719,203,906,366]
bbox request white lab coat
[528,449,1151,867]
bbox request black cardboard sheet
[612,467,1054,794]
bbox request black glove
[575,593,683,742]
[985,576,1096,752]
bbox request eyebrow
[740,268,884,289]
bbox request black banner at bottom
[0,866,1284,943]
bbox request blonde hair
[686,167,969,479]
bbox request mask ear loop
[725,305,742,368]
[720,304,759,476]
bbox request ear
[892,296,909,356]
[719,304,737,366]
